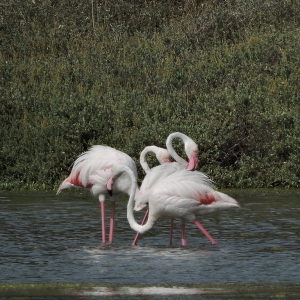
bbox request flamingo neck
[127,199,155,234]
[166,132,188,167]
[139,146,155,174]
[126,169,156,234]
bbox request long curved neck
[127,201,156,234]
[139,146,155,174]
[126,167,156,234]
[166,132,188,167]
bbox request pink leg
[132,210,149,246]
[100,201,106,243]
[181,222,187,247]
[193,220,218,245]
[109,201,116,244]
[169,217,174,246]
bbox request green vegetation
[1,0,300,190]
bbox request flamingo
[139,145,172,174]
[56,145,138,244]
[133,132,203,245]
[106,164,239,247]
[57,145,172,244]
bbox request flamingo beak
[187,151,199,170]
[106,177,114,197]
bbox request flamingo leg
[193,220,218,245]
[132,210,149,246]
[109,200,116,244]
[169,217,174,246]
[181,221,187,247]
[100,201,106,243]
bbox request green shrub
[1,0,299,190]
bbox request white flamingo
[107,164,239,246]
[57,145,172,244]
[57,145,137,244]
[133,132,211,245]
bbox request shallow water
[0,189,299,298]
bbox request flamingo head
[187,150,199,170]
[185,140,199,170]
[156,148,172,165]
[163,156,172,164]
[106,177,115,196]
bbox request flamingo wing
[59,145,137,191]
[148,169,238,217]
[134,162,183,211]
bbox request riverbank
[1,282,299,299]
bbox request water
[0,189,299,298]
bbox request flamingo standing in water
[57,144,172,244]
[57,145,138,244]
[106,164,239,246]
[133,132,206,245]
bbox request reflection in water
[83,286,224,296]
[0,190,299,285]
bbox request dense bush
[1,0,299,190]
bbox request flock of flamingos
[57,132,239,247]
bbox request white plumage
[57,144,173,244]
[103,164,239,246]
[57,145,138,244]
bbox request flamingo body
[148,170,237,222]
[57,145,137,193]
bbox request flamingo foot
[193,220,218,245]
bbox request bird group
[57,132,239,246]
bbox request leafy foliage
[1,0,300,190]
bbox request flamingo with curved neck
[107,164,239,246]
[57,145,138,244]
[133,133,202,245]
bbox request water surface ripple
[1,189,299,285]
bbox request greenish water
[0,189,299,299]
